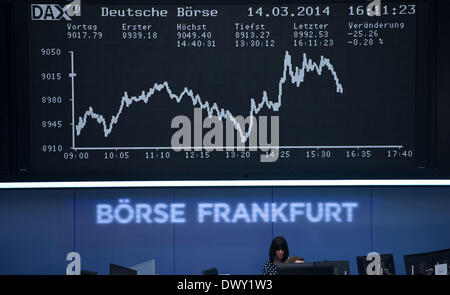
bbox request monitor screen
[357,254,395,275]
[3,0,450,183]
[109,263,138,275]
[314,260,350,275]
[277,262,337,275]
[432,249,450,266]
[404,249,450,275]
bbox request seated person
[262,236,290,275]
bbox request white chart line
[74,51,344,143]
[70,145,403,151]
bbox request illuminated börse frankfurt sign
[96,199,359,224]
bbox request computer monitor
[432,249,450,275]
[356,254,395,275]
[130,259,156,275]
[80,270,97,275]
[314,260,350,275]
[109,263,137,275]
[202,268,219,275]
[404,249,450,275]
[431,249,450,266]
[277,263,337,275]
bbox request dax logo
[31,0,81,21]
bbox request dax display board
[2,0,450,182]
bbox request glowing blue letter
[271,203,288,222]
[171,203,186,223]
[289,203,305,222]
[154,203,169,223]
[198,203,213,223]
[97,204,113,224]
[232,203,251,223]
[342,203,358,222]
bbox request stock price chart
[9,1,436,180]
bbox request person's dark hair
[269,236,289,263]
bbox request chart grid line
[69,51,76,149]
[70,145,404,151]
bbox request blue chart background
[0,186,449,275]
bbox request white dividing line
[1,179,450,189]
